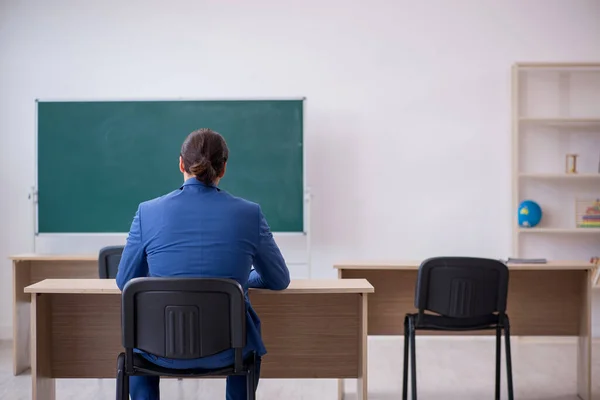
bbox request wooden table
[11,254,98,376]
[25,278,373,400]
[335,260,598,400]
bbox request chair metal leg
[123,374,129,400]
[116,357,122,400]
[116,353,128,400]
[402,315,410,400]
[504,316,514,400]
[252,353,258,398]
[495,326,501,400]
[409,316,417,400]
[246,371,253,400]
[246,358,256,400]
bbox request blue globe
[518,200,542,228]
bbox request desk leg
[337,268,346,400]
[357,294,368,400]
[577,271,592,400]
[31,294,55,400]
[13,261,31,375]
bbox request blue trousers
[129,357,261,400]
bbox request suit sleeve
[248,206,290,290]
[116,205,148,290]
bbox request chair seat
[128,353,251,377]
[410,312,502,331]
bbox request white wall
[1,0,599,339]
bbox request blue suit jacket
[116,177,290,369]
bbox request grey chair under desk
[98,245,124,279]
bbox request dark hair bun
[189,157,217,183]
[180,128,229,185]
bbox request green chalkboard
[37,100,304,233]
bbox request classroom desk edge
[24,278,375,295]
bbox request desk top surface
[334,260,596,271]
[10,254,98,261]
[25,278,374,295]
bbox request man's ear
[179,156,185,173]
[219,162,227,178]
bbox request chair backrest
[98,245,124,279]
[121,278,246,363]
[414,257,509,318]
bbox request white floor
[0,337,598,399]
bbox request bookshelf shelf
[519,118,600,128]
[519,173,600,180]
[518,228,600,234]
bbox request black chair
[402,257,514,400]
[116,278,257,400]
[98,246,124,279]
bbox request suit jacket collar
[181,177,219,190]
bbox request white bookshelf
[512,63,600,259]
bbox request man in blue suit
[116,128,291,400]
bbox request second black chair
[98,245,124,279]
[402,257,514,400]
[116,277,257,400]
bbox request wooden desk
[335,260,597,400]
[25,278,373,400]
[10,254,98,375]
